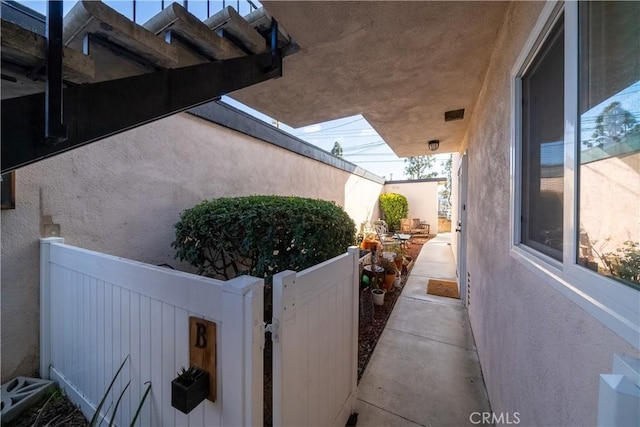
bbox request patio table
[393,233,412,249]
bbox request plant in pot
[389,243,404,271]
[370,276,385,306]
[378,257,398,292]
[171,366,210,414]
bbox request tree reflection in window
[578,0,639,288]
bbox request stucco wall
[383,180,441,233]
[460,2,638,426]
[0,111,383,382]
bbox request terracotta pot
[361,240,377,251]
[383,272,395,291]
[394,258,403,270]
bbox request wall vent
[445,109,465,122]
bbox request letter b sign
[189,317,217,402]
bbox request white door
[456,153,469,306]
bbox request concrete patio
[356,234,491,426]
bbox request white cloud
[302,124,322,133]
[358,128,377,136]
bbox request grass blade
[108,381,131,427]
[130,381,152,427]
[90,355,129,427]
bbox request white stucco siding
[0,112,383,382]
[461,2,638,426]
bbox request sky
[16,0,449,180]
[17,1,260,21]
[222,96,450,180]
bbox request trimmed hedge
[172,195,356,281]
[379,193,409,231]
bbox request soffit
[229,1,509,156]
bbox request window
[512,1,640,347]
[578,1,640,290]
[520,18,564,261]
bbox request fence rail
[40,238,264,426]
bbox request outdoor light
[428,139,440,151]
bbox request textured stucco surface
[233,1,509,156]
[460,2,639,426]
[0,112,383,382]
[383,181,441,234]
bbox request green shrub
[172,195,356,282]
[605,240,640,286]
[379,193,408,231]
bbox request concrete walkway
[356,234,491,426]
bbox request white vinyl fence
[272,247,360,427]
[39,238,264,426]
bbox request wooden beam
[1,50,281,173]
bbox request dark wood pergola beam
[2,49,281,174]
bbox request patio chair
[410,218,430,235]
[374,220,397,252]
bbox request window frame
[510,0,640,349]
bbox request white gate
[40,238,264,426]
[272,247,360,426]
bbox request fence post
[347,246,360,410]
[222,275,264,426]
[271,270,297,426]
[39,237,64,380]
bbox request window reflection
[578,1,640,288]
[520,19,564,261]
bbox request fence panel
[272,247,359,427]
[40,238,263,426]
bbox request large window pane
[521,18,565,261]
[578,1,640,288]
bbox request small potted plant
[390,243,404,271]
[378,257,397,292]
[370,277,385,306]
[394,270,402,288]
[171,366,210,414]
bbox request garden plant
[379,193,409,231]
[173,195,356,283]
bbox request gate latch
[264,319,279,343]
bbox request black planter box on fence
[171,367,210,414]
